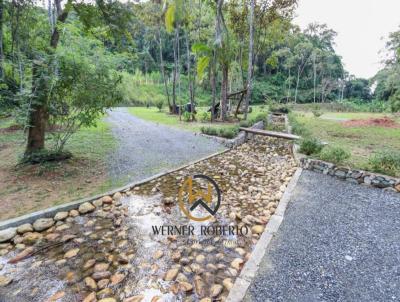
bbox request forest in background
[0,0,399,160]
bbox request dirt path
[105,107,225,185]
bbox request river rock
[194,275,206,298]
[83,292,97,302]
[153,250,164,259]
[17,224,33,234]
[22,232,43,244]
[210,284,223,298]
[164,268,179,281]
[64,248,79,259]
[113,192,122,201]
[93,199,104,207]
[102,196,113,204]
[0,228,16,243]
[33,218,54,231]
[395,183,400,192]
[46,291,65,301]
[223,278,233,290]
[123,295,144,302]
[69,209,79,217]
[79,202,95,214]
[110,273,125,285]
[97,279,109,289]
[98,298,117,302]
[231,258,244,270]
[94,262,110,272]
[54,211,69,221]
[92,271,112,281]
[0,275,12,287]
[179,281,193,292]
[84,259,96,269]
[251,225,264,234]
[84,277,97,290]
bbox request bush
[200,112,211,123]
[269,101,290,114]
[154,97,164,112]
[311,104,323,118]
[319,146,350,164]
[183,111,191,122]
[288,113,310,137]
[368,151,400,177]
[200,126,239,139]
[389,91,400,113]
[299,137,324,155]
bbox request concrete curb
[226,167,303,302]
[0,148,230,230]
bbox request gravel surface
[105,107,224,184]
[245,170,400,302]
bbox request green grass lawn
[127,105,267,133]
[294,111,400,174]
[0,116,118,220]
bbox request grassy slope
[295,111,400,170]
[0,117,117,220]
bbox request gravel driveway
[105,107,224,184]
[245,170,400,302]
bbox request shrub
[269,101,290,114]
[154,97,164,112]
[319,146,350,164]
[288,113,310,137]
[254,112,268,123]
[183,111,191,122]
[218,126,239,139]
[389,91,400,113]
[201,126,218,136]
[368,151,400,177]
[311,104,323,118]
[200,126,239,139]
[239,119,252,127]
[200,112,211,123]
[299,137,324,155]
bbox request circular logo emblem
[178,174,221,221]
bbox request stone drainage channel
[0,136,297,302]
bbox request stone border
[0,149,230,231]
[201,121,264,148]
[300,158,400,193]
[226,168,303,302]
[286,114,400,193]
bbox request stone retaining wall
[300,157,400,193]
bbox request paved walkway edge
[226,167,303,302]
[0,149,229,230]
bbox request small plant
[288,113,310,137]
[218,126,239,139]
[154,98,164,112]
[311,104,323,118]
[183,111,191,122]
[389,91,400,113]
[201,126,218,136]
[200,126,239,139]
[319,146,350,164]
[299,137,324,155]
[200,112,211,123]
[368,151,400,177]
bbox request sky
[293,0,400,79]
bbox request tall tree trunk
[172,28,178,114]
[26,0,69,155]
[211,50,217,122]
[157,28,171,111]
[185,31,194,121]
[0,0,4,80]
[286,68,291,103]
[313,53,316,103]
[244,0,254,120]
[220,63,228,120]
[294,66,300,103]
